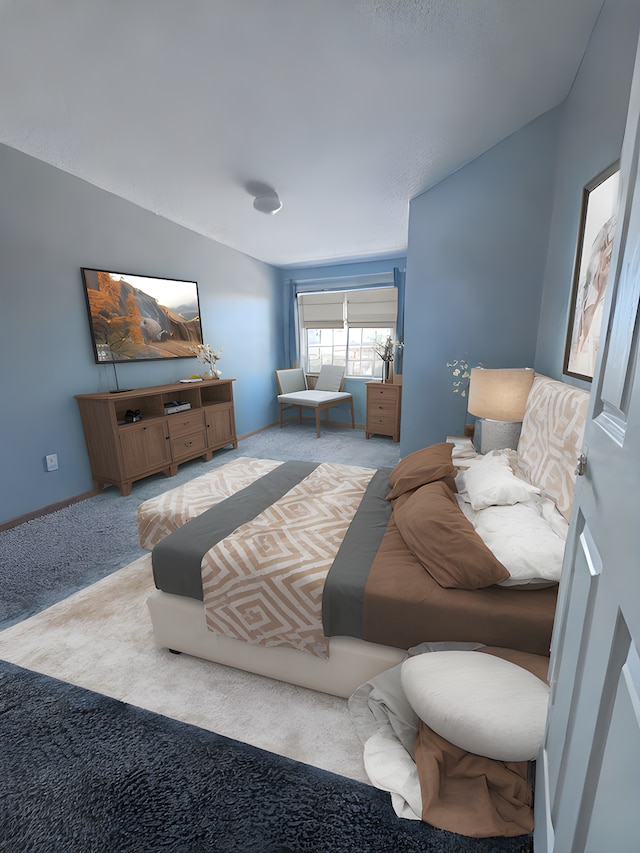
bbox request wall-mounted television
[81,268,203,363]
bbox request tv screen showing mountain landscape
[81,268,203,363]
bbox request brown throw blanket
[413,647,549,837]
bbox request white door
[534,35,640,853]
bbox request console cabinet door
[119,421,171,478]
[205,405,235,449]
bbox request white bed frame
[146,374,590,698]
[147,589,405,698]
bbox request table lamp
[467,368,535,453]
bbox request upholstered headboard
[516,375,590,522]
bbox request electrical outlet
[45,453,59,472]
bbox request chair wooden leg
[279,403,284,429]
[349,399,355,429]
[315,409,321,438]
[298,406,303,424]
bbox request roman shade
[298,292,344,329]
[346,288,398,327]
[297,287,398,330]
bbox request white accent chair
[275,365,355,438]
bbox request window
[298,288,397,379]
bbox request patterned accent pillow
[516,375,589,521]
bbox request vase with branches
[374,336,403,383]
[195,343,222,379]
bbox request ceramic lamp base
[473,418,523,454]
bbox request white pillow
[400,651,549,761]
[457,453,540,511]
[472,502,566,585]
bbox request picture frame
[563,161,620,382]
[81,268,203,363]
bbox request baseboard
[0,489,100,532]
[2,422,369,531]
[278,416,365,431]
[236,422,279,439]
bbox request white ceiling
[0,0,602,268]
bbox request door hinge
[575,453,587,476]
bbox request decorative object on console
[563,160,620,382]
[467,367,534,454]
[164,400,191,415]
[195,343,222,379]
[81,268,203,363]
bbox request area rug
[0,661,533,853]
[0,555,367,781]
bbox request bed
[141,374,589,700]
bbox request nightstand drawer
[369,414,397,430]
[370,400,396,416]
[368,385,399,401]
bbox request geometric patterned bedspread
[201,462,376,658]
[137,457,283,550]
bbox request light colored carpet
[0,555,369,783]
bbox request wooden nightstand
[365,382,402,442]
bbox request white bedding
[455,449,569,587]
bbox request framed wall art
[82,268,203,363]
[563,161,620,382]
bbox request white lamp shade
[467,368,535,422]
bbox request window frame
[297,288,397,380]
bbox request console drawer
[170,429,208,461]
[167,409,205,439]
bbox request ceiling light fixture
[253,190,282,215]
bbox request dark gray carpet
[0,424,401,630]
[0,661,532,853]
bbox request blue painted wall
[401,0,640,456]
[0,145,283,525]
[535,0,640,383]
[281,256,406,426]
[400,109,560,454]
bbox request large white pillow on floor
[400,651,549,761]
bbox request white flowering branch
[195,343,222,373]
[374,336,404,363]
[445,357,480,398]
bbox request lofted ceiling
[0,0,603,268]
